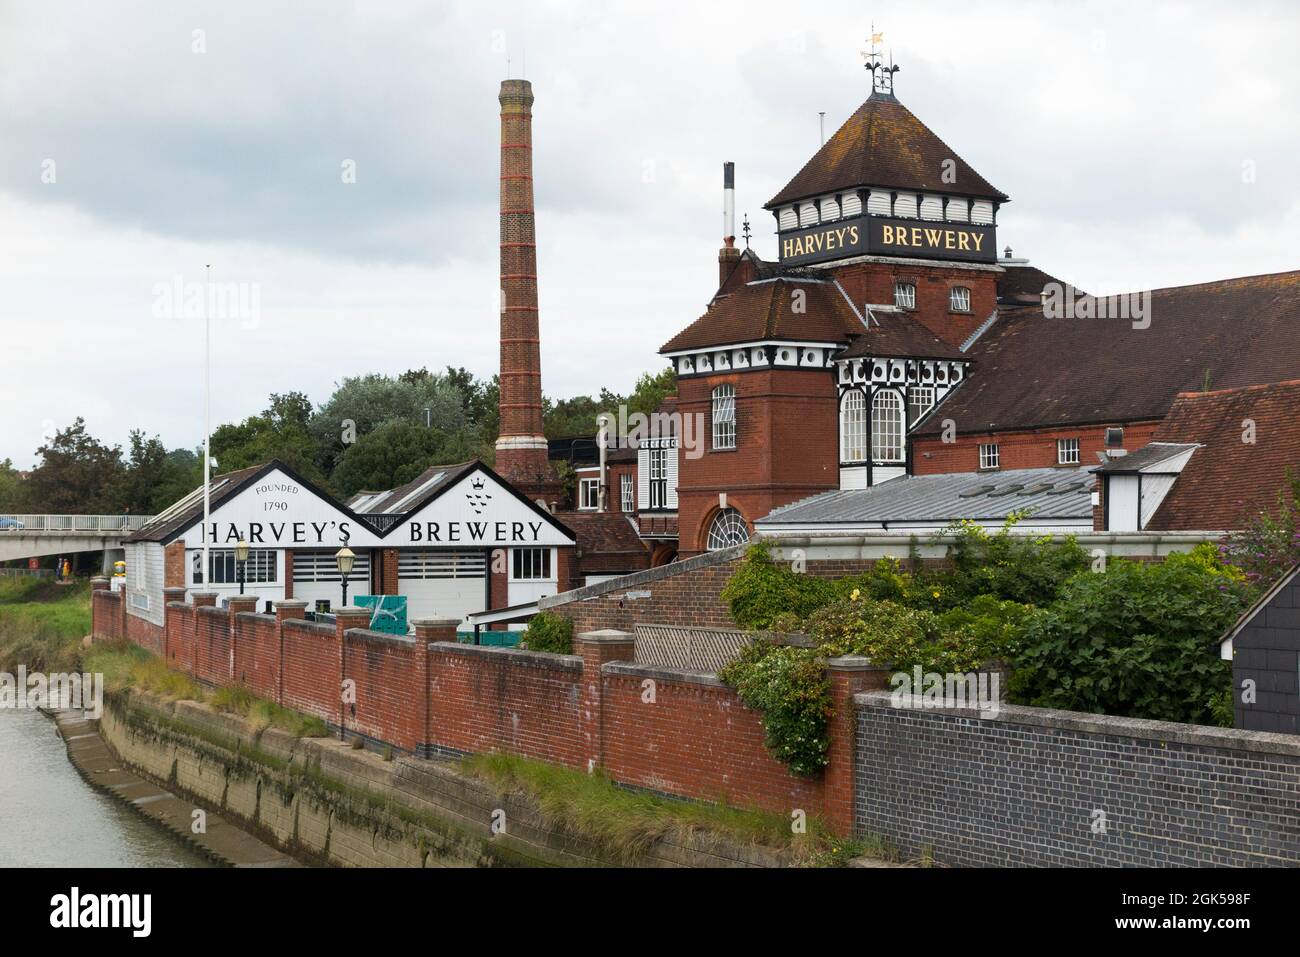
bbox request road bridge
[0,515,155,566]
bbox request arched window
[706,508,749,551]
[711,384,736,450]
[872,390,905,463]
[840,390,868,463]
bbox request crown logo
[471,476,486,490]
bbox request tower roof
[766,93,1008,209]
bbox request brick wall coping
[539,542,750,608]
[273,600,310,609]
[856,691,1300,758]
[410,618,463,628]
[282,618,334,636]
[234,612,277,624]
[196,604,227,618]
[344,627,416,649]
[602,660,726,689]
[165,601,190,610]
[826,655,891,672]
[428,641,583,672]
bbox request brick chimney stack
[496,79,559,501]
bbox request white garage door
[398,550,486,624]
[292,550,372,613]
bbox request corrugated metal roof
[758,466,1094,526]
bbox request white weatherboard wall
[125,541,165,627]
[178,468,382,550]
[382,470,573,549]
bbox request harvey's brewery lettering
[779,214,995,266]
[410,520,545,543]
[202,520,352,545]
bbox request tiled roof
[1092,442,1199,474]
[758,466,1093,527]
[661,277,864,353]
[766,93,1007,209]
[837,308,965,360]
[914,270,1300,436]
[1143,379,1300,531]
[555,511,651,572]
[996,263,1083,306]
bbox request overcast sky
[2,0,1298,467]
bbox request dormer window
[894,282,916,310]
[949,286,972,313]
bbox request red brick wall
[600,670,826,812]
[95,575,900,835]
[913,420,1162,475]
[427,643,585,765]
[344,631,423,751]
[194,606,232,686]
[164,541,187,589]
[233,613,280,698]
[676,368,839,556]
[281,619,340,724]
[829,260,998,348]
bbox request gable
[175,467,383,549]
[382,465,575,548]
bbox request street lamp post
[335,546,355,608]
[234,538,250,596]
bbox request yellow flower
[850,588,861,602]
[931,590,941,599]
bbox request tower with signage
[661,54,1007,553]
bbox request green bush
[718,640,832,777]
[1009,549,1248,723]
[936,517,1090,608]
[518,611,573,654]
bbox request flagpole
[203,264,211,591]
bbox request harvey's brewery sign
[779,214,996,266]
[187,468,573,550]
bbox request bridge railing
[0,515,156,533]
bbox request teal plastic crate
[456,630,522,647]
[354,595,408,636]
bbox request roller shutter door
[293,549,372,611]
[397,550,486,624]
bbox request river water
[0,709,207,867]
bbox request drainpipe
[596,413,611,513]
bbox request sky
[2,0,1299,467]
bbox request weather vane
[861,23,900,97]
[742,214,752,248]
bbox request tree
[210,393,328,486]
[26,418,125,513]
[0,459,31,513]
[626,366,676,418]
[331,421,478,497]
[309,372,467,475]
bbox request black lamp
[234,538,250,595]
[335,546,355,607]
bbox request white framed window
[871,390,905,463]
[712,384,736,450]
[1057,438,1081,465]
[578,476,600,510]
[706,508,750,551]
[648,447,668,509]
[949,286,972,312]
[511,548,552,581]
[193,549,277,586]
[908,385,936,425]
[840,390,868,463]
[894,281,916,310]
[620,473,634,513]
[979,443,1000,470]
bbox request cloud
[2,0,1299,466]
